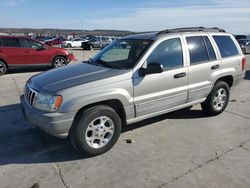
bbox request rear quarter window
[213,36,239,58]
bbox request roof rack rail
[157,27,226,35]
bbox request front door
[21,38,51,65]
[133,37,188,117]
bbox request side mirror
[36,45,45,50]
[139,63,163,76]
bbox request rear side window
[1,38,21,47]
[147,38,183,69]
[203,36,216,60]
[187,36,209,64]
[213,36,239,58]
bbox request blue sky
[0,0,250,34]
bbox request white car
[62,38,88,48]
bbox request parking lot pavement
[0,56,250,188]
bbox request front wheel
[70,105,122,156]
[201,81,230,116]
[52,56,68,68]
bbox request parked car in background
[234,35,247,41]
[81,36,113,50]
[45,37,66,46]
[62,38,88,48]
[21,27,246,156]
[238,39,250,54]
[0,36,77,75]
[35,36,54,43]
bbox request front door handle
[211,64,220,70]
[174,72,186,79]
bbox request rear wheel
[52,56,68,68]
[67,43,72,48]
[201,81,230,116]
[0,61,7,75]
[89,45,94,51]
[70,105,122,156]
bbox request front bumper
[67,53,78,62]
[20,95,75,138]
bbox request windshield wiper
[92,59,113,68]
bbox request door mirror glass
[139,63,163,76]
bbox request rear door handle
[211,64,220,70]
[174,72,186,79]
[25,50,30,53]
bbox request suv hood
[28,63,128,93]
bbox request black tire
[201,81,230,116]
[89,45,94,51]
[66,43,72,48]
[52,56,68,68]
[0,60,7,75]
[70,105,122,156]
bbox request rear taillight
[242,57,247,71]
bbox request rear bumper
[233,72,245,87]
[20,95,75,138]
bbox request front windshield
[88,39,152,69]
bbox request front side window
[23,39,43,49]
[213,36,239,58]
[147,38,183,69]
[187,36,209,64]
[1,38,21,47]
[89,39,152,69]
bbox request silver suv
[21,27,247,156]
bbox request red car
[0,36,77,75]
[45,37,66,46]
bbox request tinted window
[213,36,239,58]
[203,36,216,60]
[187,36,209,64]
[147,38,183,69]
[1,38,21,47]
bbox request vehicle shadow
[244,70,250,80]
[122,107,205,132]
[0,103,205,165]
[7,67,50,74]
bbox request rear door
[183,34,221,102]
[21,38,51,65]
[0,37,26,66]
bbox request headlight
[33,93,63,112]
[67,50,73,55]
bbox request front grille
[24,86,38,107]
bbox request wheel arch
[0,58,8,67]
[215,75,234,88]
[51,54,68,65]
[72,99,127,128]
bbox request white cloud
[85,5,250,34]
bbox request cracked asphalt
[0,54,250,188]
